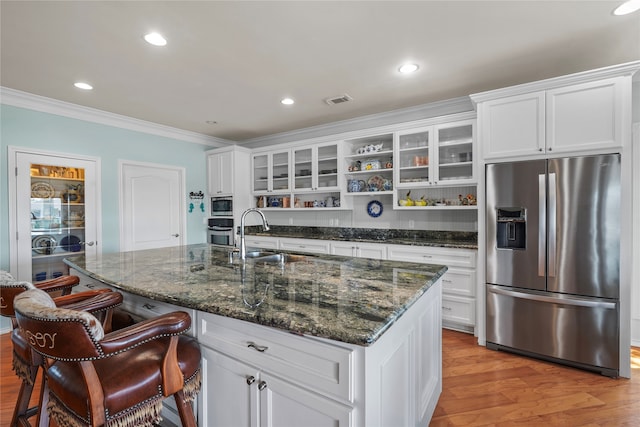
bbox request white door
[120,161,185,251]
[8,148,101,281]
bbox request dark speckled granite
[64,244,446,346]
[245,226,477,249]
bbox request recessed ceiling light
[144,32,167,46]
[613,0,640,15]
[281,98,295,105]
[74,82,93,90]
[398,63,419,74]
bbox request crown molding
[239,96,473,149]
[0,86,234,147]
[470,60,640,105]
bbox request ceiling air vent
[325,94,353,105]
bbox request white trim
[1,86,233,148]
[631,123,640,348]
[7,146,103,279]
[117,159,186,251]
[470,60,640,104]
[249,111,477,154]
[240,96,473,148]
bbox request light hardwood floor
[1,329,639,426]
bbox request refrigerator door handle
[548,172,557,277]
[488,285,617,310]
[538,174,546,277]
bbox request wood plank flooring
[1,329,639,426]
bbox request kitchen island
[64,244,446,426]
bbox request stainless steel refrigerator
[485,154,620,377]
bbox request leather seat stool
[14,288,202,427]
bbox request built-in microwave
[211,196,233,216]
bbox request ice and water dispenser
[496,208,526,249]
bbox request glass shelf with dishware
[293,142,339,192]
[394,185,477,210]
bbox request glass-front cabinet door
[11,149,99,281]
[293,143,339,191]
[396,128,431,186]
[252,150,291,194]
[435,120,474,183]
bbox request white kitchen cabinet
[197,279,442,427]
[292,142,340,192]
[278,237,330,254]
[394,119,478,211]
[252,149,291,194]
[207,149,233,195]
[343,133,394,198]
[244,235,279,250]
[387,244,477,333]
[330,241,387,259]
[476,76,629,160]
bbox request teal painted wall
[1,104,212,272]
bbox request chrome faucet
[239,208,270,260]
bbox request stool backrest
[14,288,106,361]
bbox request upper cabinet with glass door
[395,119,475,188]
[252,150,291,194]
[293,142,339,192]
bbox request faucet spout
[239,208,270,260]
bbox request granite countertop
[245,226,478,249]
[64,244,446,346]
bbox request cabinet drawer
[386,245,477,268]
[441,268,476,297]
[279,238,330,254]
[244,236,279,250]
[442,295,475,326]
[198,311,353,402]
[121,292,196,337]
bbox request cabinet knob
[539,148,544,152]
[246,376,256,385]
[258,380,268,391]
[172,234,180,237]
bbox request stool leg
[10,364,38,427]
[173,391,197,427]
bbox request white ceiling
[1,1,639,144]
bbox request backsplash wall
[262,194,478,232]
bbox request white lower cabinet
[330,241,387,259]
[386,244,477,333]
[197,280,442,427]
[244,235,279,250]
[278,237,331,254]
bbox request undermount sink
[252,253,306,265]
[244,250,277,259]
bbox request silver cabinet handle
[142,303,156,310]
[246,376,255,385]
[258,381,267,391]
[84,241,95,246]
[247,341,268,352]
[172,234,180,237]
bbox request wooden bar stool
[14,288,202,427]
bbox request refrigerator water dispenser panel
[496,208,526,249]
